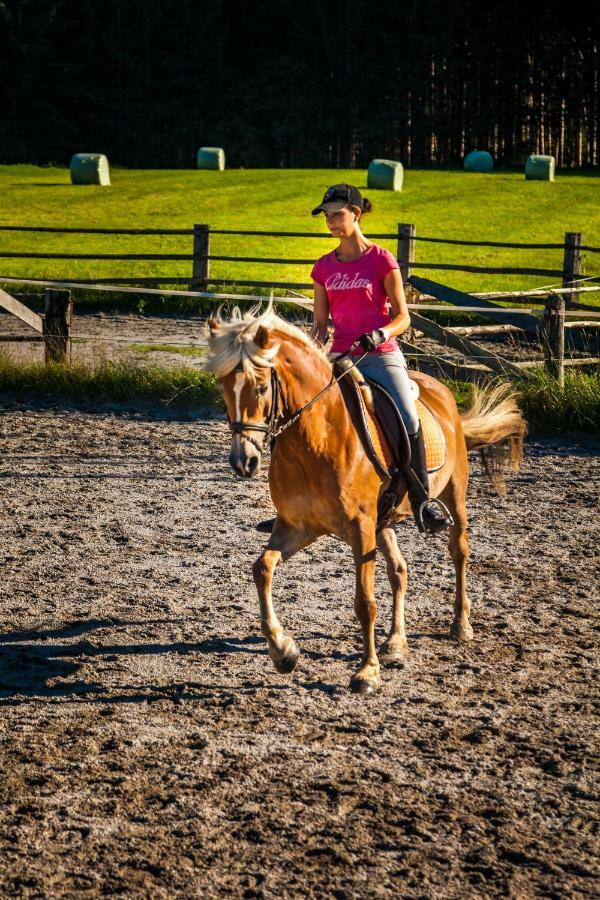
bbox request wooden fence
[0,222,598,304]
[0,287,72,363]
[0,223,599,379]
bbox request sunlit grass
[445,369,600,432]
[130,343,206,357]
[0,351,219,408]
[1,349,597,432]
[0,165,598,305]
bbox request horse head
[206,315,280,478]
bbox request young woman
[310,182,451,535]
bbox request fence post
[544,293,565,386]
[43,289,72,363]
[562,232,582,309]
[191,224,210,290]
[397,223,416,288]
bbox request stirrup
[416,498,454,535]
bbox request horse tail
[460,382,527,497]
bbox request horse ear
[207,317,220,332]
[254,325,275,349]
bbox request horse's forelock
[205,304,281,381]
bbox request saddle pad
[365,399,446,474]
[336,364,446,475]
[415,398,446,473]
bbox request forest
[0,0,598,169]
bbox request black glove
[358,329,387,352]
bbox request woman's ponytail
[362,197,373,214]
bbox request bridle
[228,365,284,453]
[227,345,369,454]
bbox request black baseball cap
[311,183,364,216]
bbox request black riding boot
[408,427,453,534]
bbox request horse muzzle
[229,438,263,478]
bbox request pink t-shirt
[310,244,400,354]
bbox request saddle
[334,361,446,527]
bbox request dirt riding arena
[0,400,598,897]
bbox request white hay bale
[367,159,404,191]
[197,147,226,170]
[70,153,111,186]
[525,155,555,181]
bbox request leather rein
[227,345,369,453]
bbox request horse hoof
[270,640,300,674]
[379,642,409,667]
[450,621,474,642]
[349,674,381,695]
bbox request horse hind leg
[349,519,381,694]
[440,476,473,642]
[377,526,410,665]
[252,519,316,674]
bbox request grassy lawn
[0,351,218,407]
[1,165,599,301]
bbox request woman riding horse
[309,182,450,534]
[206,302,526,694]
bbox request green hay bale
[197,147,226,170]
[367,158,404,191]
[525,154,555,181]
[464,150,494,173]
[70,153,111,186]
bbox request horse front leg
[252,519,315,674]
[349,519,381,694]
[441,476,473,641]
[377,526,410,664]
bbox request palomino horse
[206,305,526,694]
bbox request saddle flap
[362,375,446,474]
[364,377,411,468]
[336,370,390,480]
[335,363,446,475]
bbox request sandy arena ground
[0,307,562,369]
[0,398,598,898]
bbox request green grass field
[1,165,599,301]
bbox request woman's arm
[380,269,411,339]
[311,280,330,346]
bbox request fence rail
[1,222,599,307]
[0,223,598,252]
[1,275,599,384]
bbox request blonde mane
[204,300,326,382]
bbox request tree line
[0,0,597,169]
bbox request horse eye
[256,384,268,397]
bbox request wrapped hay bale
[367,158,404,191]
[525,155,555,181]
[197,147,226,170]
[70,153,110,186]
[464,150,494,173]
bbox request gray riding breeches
[355,349,420,436]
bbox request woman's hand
[358,329,387,352]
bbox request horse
[205,304,526,694]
